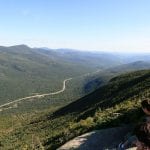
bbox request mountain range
[0,45,149,111]
[0,45,150,149]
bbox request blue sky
[0,0,150,52]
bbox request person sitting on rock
[141,99,150,123]
[118,98,150,150]
[134,122,150,150]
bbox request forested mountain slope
[0,70,149,149]
[0,45,98,104]
[1,45,149,113]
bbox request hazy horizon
[1,44,150,54]
[1,0,150,53]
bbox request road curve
[0,69,101,109]
[0,78,72,109]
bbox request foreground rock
[58,126,133,150]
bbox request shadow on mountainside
[51,71,149,119]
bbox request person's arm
[118,136,138,149]
[146,116,150,123]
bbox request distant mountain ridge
[0,44,149,106]
[0,45,96,104]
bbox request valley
[0,78,72,110]
[0,45,149,150]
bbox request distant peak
[9,44,30,49]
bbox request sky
[0,0,150,53]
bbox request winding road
[0,69,101,109]
[0,78,72,109]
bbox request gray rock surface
[58,126,133,150]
